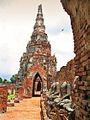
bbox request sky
[0,0,75,80]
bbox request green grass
[8,94,15,100]
[8,90,15,100]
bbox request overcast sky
[0,0,75,80]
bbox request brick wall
[55,59,75,86]
[55,66,66,84]
[60,0,90,119]
[0,84,7,113]
[66,59,75,85]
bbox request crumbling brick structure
[55,59,75,86]
[17,4,57,98]
[6,83,16,92]
[0,84,7,113]
[66,59,75,85]
[60,0,90,119]
[55,66,66,83]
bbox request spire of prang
[38,4,42,15]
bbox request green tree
[0,77,3,83]
[3,79,8,83]
[10,74,17,83]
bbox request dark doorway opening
[37,81,41,91]
[32,72,42,97]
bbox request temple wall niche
[60,0,90,120]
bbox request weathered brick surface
[18,87,24,100]
[66,59,75,84]
[0,84,7,113]
[60,0,90,119]
[55,66,66,84]
[17,5,57,98]
[6,83,16,92]
[55,59,75,86]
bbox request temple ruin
[60,0,90,120]
[0,1,89,120]
[17,4,57,98]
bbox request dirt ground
[0,97,41,120]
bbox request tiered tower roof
[18,4,57,81]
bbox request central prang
[17,4,57,98]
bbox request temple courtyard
[0,97,41,120]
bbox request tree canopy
[10,74,17,83]
[0,77,3,83]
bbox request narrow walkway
[0,97,41,120]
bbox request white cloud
[49,32,74,53]
[49,32,75,70]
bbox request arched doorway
[32,72,42,97]
[37,81,41,91]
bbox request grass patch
[8,90,15,100]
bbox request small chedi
[17,4,57,98]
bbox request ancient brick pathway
[0,97,41,120]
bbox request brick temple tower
[17,4,57,98]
